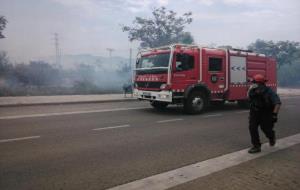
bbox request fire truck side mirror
[175,54,183,71]
[175,53,194,72]
[136,58,140,66]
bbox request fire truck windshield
[137,53,170,69]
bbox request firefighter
[247,74,281,154]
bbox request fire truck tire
[184,91,208,114]
[237,100,250,109]
[150,101,169,110]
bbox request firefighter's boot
[269,137,276,146]
[248,146,261,154]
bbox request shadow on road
[140,102,248,116]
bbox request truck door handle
[190,77,196,79]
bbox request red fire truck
[133,44,277,114]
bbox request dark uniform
[248,84,281,151]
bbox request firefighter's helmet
[253,74,266,83]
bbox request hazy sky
[0,0,299,62]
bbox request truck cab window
[209,57,222,72]
[175,53,194,71]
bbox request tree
[0,16,7,39]
[0,51,11,76]
[248,39,300,86]
[277,57,300,86]
[122,7,194,48]
[248,39,300,68]
[14,61,61,86]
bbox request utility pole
[129,48,133,82]
[106,48,115,58]
[54,33,61,65]
[129,47,135,87]
[129,48,132,69]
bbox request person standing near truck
[247,74,281,154]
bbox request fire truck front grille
[136,82,164,89]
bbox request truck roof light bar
[139,44,265,56]
[231,48,253,53]
[229,50,266,57]
[139,44,200,55]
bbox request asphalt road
[0,97,300,190]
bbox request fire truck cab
[133,44,277,114]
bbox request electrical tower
[106,48,115,58]
[54,33,61,65]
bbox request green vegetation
[0,16,7,39]
[0,53,131,96]
[122,7,194,48]
[1,11,300,96]
[1,38,299,96]
[248,39,300,86]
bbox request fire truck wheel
[150,101,169,110]
[184,91,208,114]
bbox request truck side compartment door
[206,56,226,95]
[229,56,247,99]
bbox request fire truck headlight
[159,94,169,99]
[160,83,167,90]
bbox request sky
[0,0,299,62]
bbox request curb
[0,93,299,107]
[278,94,300,97]
[0,98,138,107]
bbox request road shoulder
[170,144,300,190]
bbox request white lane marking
[157,118,183,123]
[0,107,149,120]
[202,113,223,118]
[0,136,41,143]
[235,110,249,114]
[107,133,300,190]
[93,124,131,131]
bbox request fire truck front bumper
[133,89,173,103]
